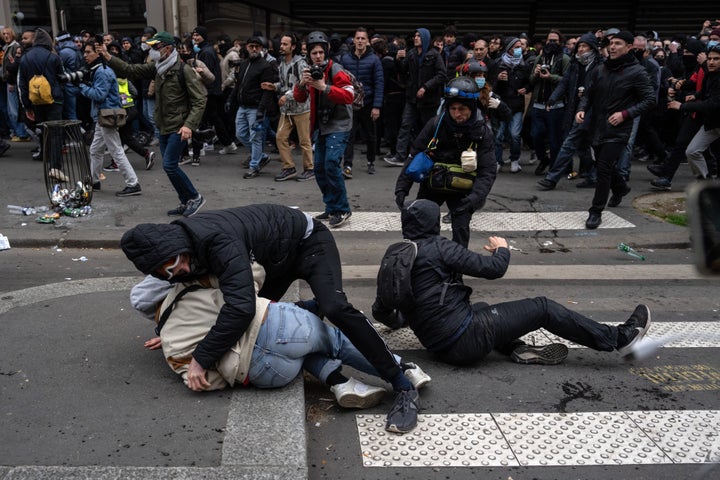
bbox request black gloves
[395,192,407,210]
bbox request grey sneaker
[275,167,298,181]
[115,183,142,197]
[617,304,652,357]
[385,389,419,433]
[297,169,315,182]
[183,195,205,217]
[383,154,405,167]
[330,378,386,409]
[367,162,376,174]
[329,211,352,228]
[404,363,431,389]
[511,343,569,365]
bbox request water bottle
[618,243,646,261]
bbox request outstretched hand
[144,336,162,350]
[483,236,508,252]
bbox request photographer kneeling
[77,41,141,196]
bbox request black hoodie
[372,199,510,352]
[18,28,65,109]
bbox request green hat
[145,31,174,46]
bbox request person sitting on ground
[130,270,430,408]
[372,199,653,366]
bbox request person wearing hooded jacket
[394,76,496,248]
[120,203,423,434]
[576,30,655,229]
[55,31,82,121]
[385,27,447,165]
[371,199,653,367]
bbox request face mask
[709,41,719,49]
[148,48,161,61]
[141,42,150,51]
[633,49,645,61]
[513,47,522,58]
[475,77,486,89]
[193,44,201,53]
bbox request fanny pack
[428,162,476,193]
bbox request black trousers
[661,114,702,181]
[118,106,148,159]
[204,94,233,146]
[590,142,628,215]
[257,221,402,385]
[436,297,618,366]
[343,103,377,166]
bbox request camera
[94,34,104,45]
[228,59,244,67]
[58,67,91,84]
[540,64,550,75]
[309,64,325,80]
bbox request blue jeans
[6,85,28,138]
[494,111,523,164]
[314,131,351,214]
[235,106,264,168]
[62,85,78,120]
[616,115,640,181]
[249,302,396,388]
[545,121,593,184]
[159,132,198,204]
[531,106,565,167]
[143,97,160,139]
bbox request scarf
[500,51,522,68]
[155,49,178,78]
[576,51,596,66]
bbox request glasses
[160,254,182,280]
[151,43,167,51]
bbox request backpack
[29,74,54,105]
[376,239,418,310]
[330,63,365,111]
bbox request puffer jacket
[577,52,656,145]
[372,199,509,352]
[395,109,497,211]
[293,60,353,135]
[78,62,123,121]
[106,55,207,134]
[339,48,384,108]
[120,204,312,369]
[18,28,65,109]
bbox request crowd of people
[1,20,718,226]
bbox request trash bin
[41,120,93,207]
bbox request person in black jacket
[394,76,496,248]
[121,203,422,434]
[576,30,655,229]
[372,199,653,366]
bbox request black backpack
[376,240,418,310]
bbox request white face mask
[141,42,150,52]
[148,48,161,61]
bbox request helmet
[467,61,488,76]
[307,31,329,48]
[445,76,480,100]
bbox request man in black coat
[372,199,652,366]
[576,30,655,229]
[121,203,421,434]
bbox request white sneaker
[330,378,386,409]
[404,362,431,389]
[218,142,237,155]
[510,160,522,173]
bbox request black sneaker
[617,304,652,357]
[385,389,419,433]
[537,178,556,190]
[511,343,569,365]
[192,157,200,167]
[646,164,665,177]
[367,162,376,174]
[576,179,596,188]
[0,143,9,157]
[383,154,405,167]
[314,212,331,221]
[243,168,259,179]
[650,177,672,190]
[92,182,101,191]
[607,185,631,207]
[329,211,352,228]
[442,213,452,224]
[103,161,119,172]
[144,151,155,170]
[115,184,142,197]
[167,203,186,216]
[343,165,353,179]
[258,154,271,171]
[275,167,298,181]
[183,195,206,217]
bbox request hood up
[401,199,441,240]
[121,223,192,274]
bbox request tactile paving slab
[375,322,720,350]
[357,410,720,468]
[310,211,634,232]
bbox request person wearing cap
[493,36,531,173]
[55,30,83,121]
[393,76,497,248]
[576,30,655,229]
[538,32,601,191]
[191,26,237,156]
[226,35,278,178]
[96,31,207,217]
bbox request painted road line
[357,410,720,467]
[344,264,709,281]
[376,322,720,350]
[310,211,634,231]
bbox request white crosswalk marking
[311,211,635,231]
[357,410,720,467]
